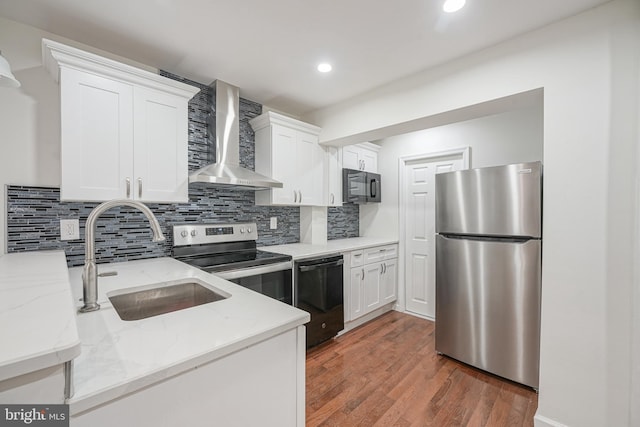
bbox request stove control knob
[239,227,245,234]
[247,227,252,233]
[180,230,188,238]
[190,230,197,237]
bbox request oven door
[216,261,293,305]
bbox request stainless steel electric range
[172,223,293,304]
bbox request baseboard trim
[534,414,569,427]
[400,308,435,322]
[340,303,395,334]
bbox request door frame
[397,146,470,317]
[631,67,640,426]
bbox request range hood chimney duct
[188,80,283,189]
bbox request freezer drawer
[435,161,542,238]
[435,235,541,388]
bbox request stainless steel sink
[108,280,228,321]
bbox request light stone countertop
[0,251,81,382]
[67,257,309,415]
[261,237,399,260]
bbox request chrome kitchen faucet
[79,200,165,313]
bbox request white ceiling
[0,0,611,115]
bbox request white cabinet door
[341,144,378,173]
[270,125,298,204]
[342,146,361,171]
[325,146,342,206]
[381,259,397,304]
[361,149,378,173]
[349,267,364,321]
[133,87,189,203]
[251,113,324,207]
[363,262,382,313]
[60,68,134,201]
[347,246,397,322]
[297,131,324,206]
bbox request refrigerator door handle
[439,233,538,244]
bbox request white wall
[360,104,543,239]
[0,16,157,255]
[0,18,60,256]
[305,1,640,426]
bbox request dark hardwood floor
[306,311,537,427]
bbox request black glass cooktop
[177,249,291,273]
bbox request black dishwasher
[295,254,344,349]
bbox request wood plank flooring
[306,311,537,427]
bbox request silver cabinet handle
[299,190,302,203]
[383,263,387,274]
[380,264,384,275]
[293,190,297,203]
[126,178,131,198]
[330,193,334,204]
[138,178,143,198]
[362,268,364,280]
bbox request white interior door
[403,152,466,319]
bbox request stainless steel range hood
[188,80,283,189]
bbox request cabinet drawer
[383,244,398,260]
[350,250,364,267]
[364,244,398,264]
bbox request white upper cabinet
[250,112,324,206]
[43,39,200,203]
[342,143,379,173]
[325,146,342,207]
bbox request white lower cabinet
[0,365,65,404]
[381,259,397,304]
[349,267,364,320]
[363,262,382,313]
[71,327,305,427]
[346,244,398,323]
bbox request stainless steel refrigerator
[435,161,542,389]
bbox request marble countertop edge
[67,316,307,415]
[0,340,81,382]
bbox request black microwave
[342,168,381,204]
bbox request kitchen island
[66,257,309,426]
[1,252,309,427]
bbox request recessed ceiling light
[443,0,466,13]
[317,63,332,73]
